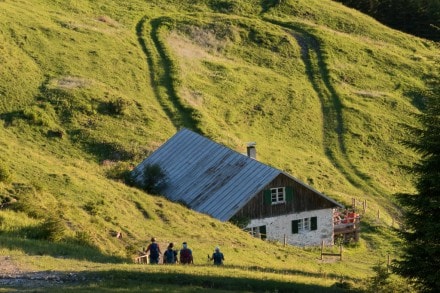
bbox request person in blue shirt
[145,237,161,264]
[210,247,224,265]
[164,242,177,264]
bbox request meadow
[0,0,438,291]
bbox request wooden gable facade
[234,173,338,220]
[233,173,342,246]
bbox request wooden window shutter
[285,186,294,202]
[263,190,271,204]
[259,225,267,240]
[291,220,299,234]
[311,216,317,231]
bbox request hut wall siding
[235,174,335,219]
[247,208,334,246]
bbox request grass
[0,0,438,291]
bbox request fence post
[387,254,391,272]
[284,234,286,246]
[321,240,324,260]
[339,244,343,261]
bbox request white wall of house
[246,208,335,246]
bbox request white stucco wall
[246,208,334,246]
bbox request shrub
[132,164,168,195]
[107,97,131,115]
[365,262,401,293]
[22,106,51,126]
[47,129,65,139]
[73,231,94,247]
[24,215,65,242]
[39,216,65,242]
[86,140,135,161]
[0,164,11,183]
[83,201,99,216]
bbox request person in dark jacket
[210,247,224,265]
[145,237,161,264]
[179,242,193,264]
[164,242,177,264]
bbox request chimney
[247,142,257,159]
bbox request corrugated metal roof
[132,128,342,221]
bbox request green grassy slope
[0,0,438,291]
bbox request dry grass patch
[354,90,386,98]
[180,87,204,107]
[97,15,120,28]
[52,76,90,89]
[167,31,212,60]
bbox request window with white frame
[292,217,318,234]
[264,187,293,205]
[298,218,310,232]
[270,187,285,204]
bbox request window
[292,216,318,234]
[300,218,310,232]
[271,187,285,204]
[247,225,267,240]
[264,187,294,205]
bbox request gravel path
[0,256,84,289]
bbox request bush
[23,215,65,242]
[73,231,94,247]
[40,216,65,242]
[133,164,168,195]
[370,262,390,290]
[107,97,131,115]
[83,200,104,216]
[22,106,51,126]
[0,164,11,183]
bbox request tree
[368,262,391,293]
[138,164,168,195]
[333,0,440,41]
[393,86,440,292]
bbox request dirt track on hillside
[0,256,83,289]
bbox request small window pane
[304,218,310,231]
[270,187,286,204]
[271,189,277,202]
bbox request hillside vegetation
[0,0,438,291]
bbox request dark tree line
[333,0,440,41]
[393,79,440,292]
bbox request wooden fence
[320,240,343,261]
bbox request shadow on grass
[260,0,281,14]
[135,16,202,133]
[220,264,359,282]
[358,220,401,251]
[0,235,127,264]
[263,17,383,196]
[3,269,355,293]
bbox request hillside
[0,0,438,291]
